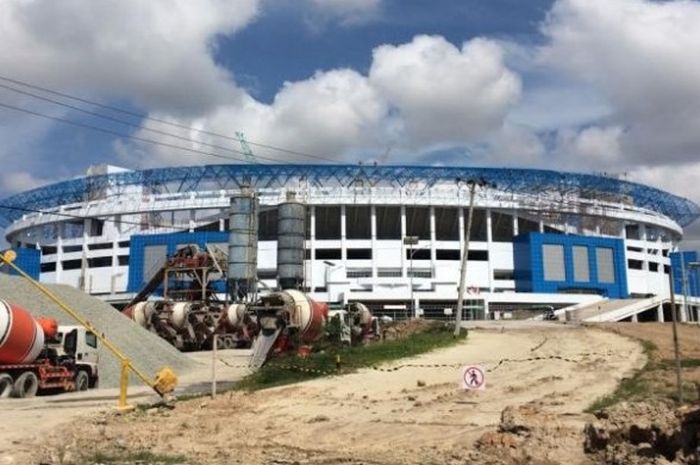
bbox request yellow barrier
[0,251,177,410]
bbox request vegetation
[84,450,187,464]
[586,338,658,412]
[237,321,467,391]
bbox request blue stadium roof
[1,164,698,227]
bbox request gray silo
[277,191,305,290]
[228,185,259,301]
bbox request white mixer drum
[226,303,247,327]
[132,302,155,329]
[170,302,191,330]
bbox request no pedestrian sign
[462,365,485,390]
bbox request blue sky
[1,0,700,249]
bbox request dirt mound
[468,403,584,465]
[381,318,451,340]
[584,401,700,464]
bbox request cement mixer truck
[0,300,99,398]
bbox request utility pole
[455,178,490,336]
[403,236,419,318]
[669,266,683,403]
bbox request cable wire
[0,74,340,164]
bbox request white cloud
[369,35,521,147]
[0,0,259,116]
[553,125,625,170]
[0,171,49,194]
[121,35,521,167]
[541,0,700,166]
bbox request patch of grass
[86,450,188,464]
[237,322,467,391]
[585,335,657,412]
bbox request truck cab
[47,326,100,389]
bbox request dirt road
[0,349,252,464]
[15,325,644,465]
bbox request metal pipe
[668,266,683,403]
[455,182,477,336]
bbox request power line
[0,74,340,164]
[0,100,275,164]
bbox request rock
[307,415,330,423]
[417,380,426,387]
[476,432,519,449]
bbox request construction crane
[235,131,256,163]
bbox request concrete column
[370,205,377,279]
[631,312,638,322]
[429,206,436,267]
[401,205,407,277]
[681,300,688,323]
[486,209,494,293]
[657,304,665,322]
[309,206,315,292]
[340,205,347,264]
[512,212,519,236]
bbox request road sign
[462,365,485,390]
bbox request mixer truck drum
[0,300,45,365]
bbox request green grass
[85,450,188,464]
[585,337,657,412]
[236,322,467,391]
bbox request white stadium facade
[2,163,699,322]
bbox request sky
[1,0,700,246]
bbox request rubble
[584,401,700,464]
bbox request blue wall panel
[127,232,228,294]
[513,233,628,298]
[670,251,700,297]
[1,247,40,280]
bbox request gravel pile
[0,274,198,388]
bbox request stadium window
[647,227,660,241]
[88,243,112,250]
[89,220,104,237]
[625,224,641,240]
[118,256,129,266]
[517,216,539,235]
[627,246,643,253]
[315,206,341,240]
[258,207,278,241]
[405,249,431,260]
[62,259,82,270]
[376,206,401,239]
[118,241,130,248]
[63,220,84,239]
[664,265,671,274]
[436,249,460,261]
[491,211,514,242]
[347,248,372,259]
[40,262,56,273]
[627,259,644,270]
[257,269,277,280]
[434,207,459,241]
[41,245,57,255]
[493,269,514,280]
[649,262,659,272]
[62,245,83,253]
[544,225,563,234]
[405,207,430,240]
[88,257,113,268]
[468,250,489,261]
[465,209,488,241]
[315,249,342,260]
[345,206,371,239]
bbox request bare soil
[11,326,645,465]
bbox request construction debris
[0,274,196,388]
[584,401,700,464]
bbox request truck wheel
[12,372,39,398]
[0,373,13,398]
[75,370,90,392]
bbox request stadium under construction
[1,163,700,323]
